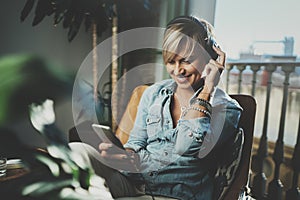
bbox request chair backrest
[115,86,257,200]
[115,85,149,144]
[223,94,256,200]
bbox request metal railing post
[237,64,246,93]
[250,64,261,96]
[286,113,300,200]
[267,65,295,200]
[251,64,276,199]
[225,61,300,200]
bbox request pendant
[181,106,187,112]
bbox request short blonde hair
[162,16,216,65]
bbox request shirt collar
[158,79,234,107]
[160,80,177,96]
[159,79,208,101]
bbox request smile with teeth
[176,74,191,83]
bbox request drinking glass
[0,157,7,177]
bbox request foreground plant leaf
[20,0,35,22]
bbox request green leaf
[63,9,74,28]
[22,179,73,196]
[47,145,78,171]
[53,11,65,26]
[78,167,91,190]
[32,0,54,26]
[68,12,84,41]
[36,154,60,177]
[20,0,36,22]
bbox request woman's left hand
[98,142,139,172]
[202,45,226,93]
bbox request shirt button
[164,151,168,156]
[195,136,203,143]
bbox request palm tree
[20,0,159,130]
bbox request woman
[71,16,242,200]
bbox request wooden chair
[115,85,257,200]
[223,94,256,199]
[69,85,256,199]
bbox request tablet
[91,124,125,150]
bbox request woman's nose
[174,62,185,76]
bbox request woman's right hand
[98,142,139,172]
[202,45,226,95]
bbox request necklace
[174,93,190,119]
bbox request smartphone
[92,124,125,150]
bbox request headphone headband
[166,16,218,60]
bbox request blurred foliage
[0,54,72,125]
[21,99,114,199]
[20,0,160,41]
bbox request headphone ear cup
[205,38,218,60]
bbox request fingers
[212,45,226,66]
[99,142,113,151]
[99,152,138,172]
[203,58,224,90]
[99,142,128,160]
[208,59,224,73]
[98,143,139,172]
[208,45,225,74]
[101,150,128,160]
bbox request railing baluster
[225,64,234,93]
[225,61,300,200]
[250,64,261,96]
[286,114,300,200]
[267,64,295,200]
[251,64,276,199]
[236,64,246,93]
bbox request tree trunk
[111,4,118,132]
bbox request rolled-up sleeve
[174,101,242,158]
[174,117,211,156]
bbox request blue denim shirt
[123,79,242,200]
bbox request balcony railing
[225,61,300,200]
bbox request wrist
[190,98,212,114]
[198,85,213,101]
[125,148,136,153]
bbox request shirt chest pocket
[146,115,161,138]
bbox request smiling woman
[69,15,243,200]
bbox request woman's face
[165,45,210,91]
